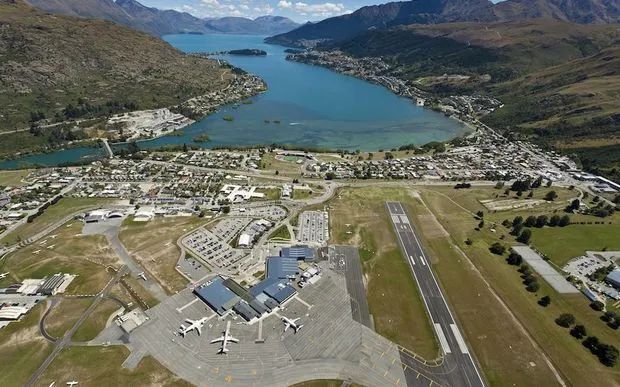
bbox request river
[0,34,468,169]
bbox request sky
[139,0,506,22]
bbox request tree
[489,242,506,255]
[325,172,335,180]
[526,281,540,292]
[511,223,524,236]
[558,215,571,227]
[527,190,534,198]
[566,199,580,212]
[517,228,532,244]
[597,344,619,367]
[221,205,230,214]
[583,336,600,352]
[590,301,605,311]
[476,210,484,219]
[549,214,561,227]
[535,215,548,228]
[570,324,587,339]
[538,295,551,307]
[524,215,537,227]
[182,143,188,152]
[555,313,576,328]
[465,238,473,246]
[544,190,558,201]
[519,264,531,275]
[478,220,485,229]
[512,216,523,227]
[507,252,523,266]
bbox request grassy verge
[269,225,291,240]
[73,299,121,342]
[35,346,192,387]
[256,187,281,200]
[1,197,114,245]
[329,187,438,359]
[45,298,93,339]
[418,186,620,386]
[0,303,52,386]
[119,217,205,294]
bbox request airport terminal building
[194,246,315,322]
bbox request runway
[386,201,485,387]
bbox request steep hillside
[266,0,496,46]
[27,0,211,35]
[0,0,230,131]
[335,20,620,82]
[267,0,620,47]
[493,0,620,24]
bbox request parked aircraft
[0,272,8,280]
[281,316,303,333]
[179,317,208,337]
[138,272,147,281]
[210,321,239,354]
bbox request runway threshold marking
[450,324,469,354]
[409,255,416,265]
[419,255,427,266]
[433,323,451,354]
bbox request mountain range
[0,0,229,154]
[267,0,620,46]
[26,0,299,36]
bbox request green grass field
[269,225,292,240]
[329,187,439,359]
[0,303,52,386]
[0,222,119,294]
[531,223,620,266]
[418,187,620,386]
[36,346,191,387]
[45,298,93,339]
[73,299,121,342]
[0,169,31,187]
[256,187,282,200]
[1,197,114,246]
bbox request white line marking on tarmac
[419,255,426,266]
[434,323,451,354]
[450,323,469,354]
[409,255,416,265]
[177,297,199,313]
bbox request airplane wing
[228,337,239,343]
[185,319,194,324]
[197,326,202,335]
[292,318,299,323]
[211,336,225,343]
[284,322,290,331]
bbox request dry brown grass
[119,217,205,294]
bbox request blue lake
[1,34,468,169]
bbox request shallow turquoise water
[1,34,467,169]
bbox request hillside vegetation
[0,0,230,152]
[329,19,620,178]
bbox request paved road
[386,201,485,387]
[25,266,129,387]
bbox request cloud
[278,0,292,8]
[200,0,220,6]
[277,1,347,17]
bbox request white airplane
[0,272,8,280]
[66,382,78,387]
[138,272,147,281]
[281,316,303,333]
[210,321,239,354]
[48,383,55,387]
[179,317,208,337]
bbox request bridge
[101,138,114,158]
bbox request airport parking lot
[181,228,246,270]
[229,205,287,221]
[298,211,329,245]
[210,218,251,242]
